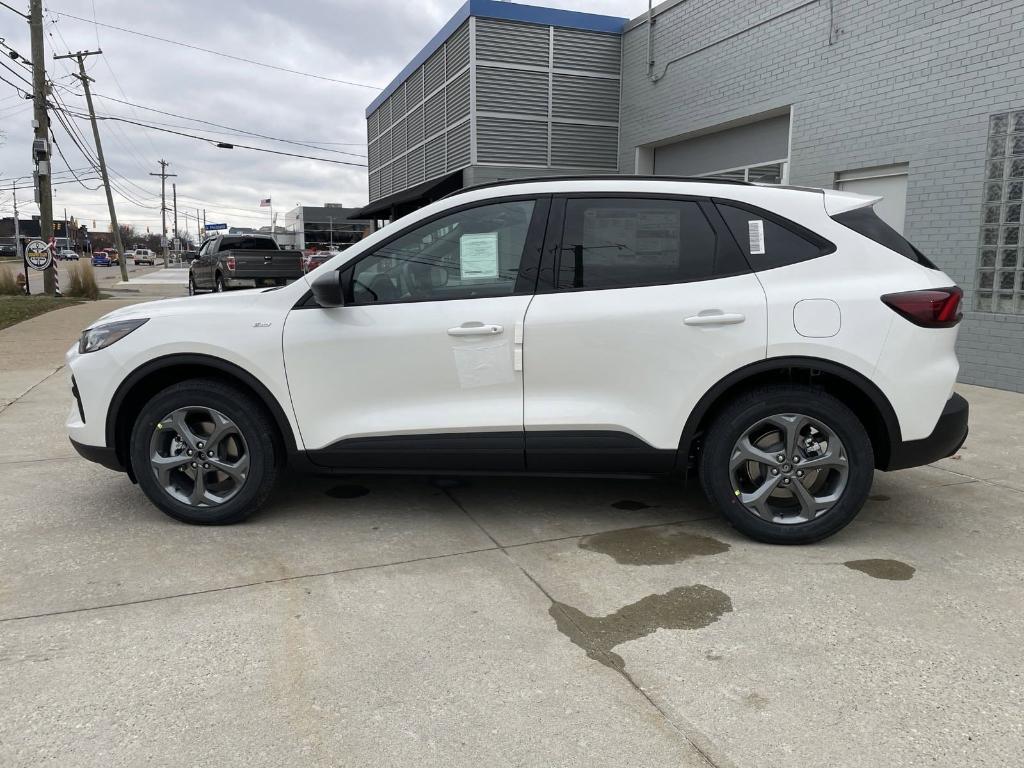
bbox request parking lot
[1,299,1022,767]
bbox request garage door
[653,114,791,178]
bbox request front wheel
[129,378,279,525]
[188,273,197,295]
[700,385,874,544]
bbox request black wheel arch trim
[105,353,299,463]
[677,356,902,469]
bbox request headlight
[78,318,149,354]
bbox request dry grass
[66,262,100,300]
[0,265,21,295]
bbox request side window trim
[340,194,551,306]
[540,193,750,294]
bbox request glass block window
[977,110,1024,313]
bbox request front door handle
[447,323,504,337]
[684,312,746,327]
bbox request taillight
[881,286,962,328]
[226,256,236,271]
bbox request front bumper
[70,437,124,472]
[884,393,969,471]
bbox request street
[0,298,1021,767]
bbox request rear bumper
[884,393,968,471]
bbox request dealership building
[356,0,1024,392]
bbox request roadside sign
[204,223,227,231]
[25,239,53,271]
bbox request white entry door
[836,165,909,233]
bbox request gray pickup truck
[188,234,304,294]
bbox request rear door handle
[684,312,746,326]
[447,323,504,337]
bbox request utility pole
[29,0,56,294]
[172,182,178,253]
[13,182,28,295]
[56,49,129,283]
[149,160,176,267]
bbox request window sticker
[748,219,766,255]
[459,232,499,279]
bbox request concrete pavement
[0,299,1021,767]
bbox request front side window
[349,200,536,304]
[556,198,720,290]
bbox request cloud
[0,0,647,232]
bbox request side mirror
[311,269,344,308]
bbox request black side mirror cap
[311,269,344,308]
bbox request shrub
[67,262,100,300]
[0,266,21,295]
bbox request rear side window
[716,202,833,271]
[832,206,937,269]
[556,198,730,290]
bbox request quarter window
[349,200,535,304]
[556,198,721,290]
[716,202,830,271]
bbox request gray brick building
[362,0,1024,392]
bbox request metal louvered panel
[551,123,618,168]
[407,145,425,186]
[475,18,549,67]
[425,135,446,179]
[447,122,471,171]
[391,158,408,192]
[391,117,407,156]
[424,48,446,96]
[552,28,621,74]
[367,111,379,142]
[367,139,379,172]
[378,130,392,168]
[476,66,549,116]
[446,70,470,125]
[379,163,393,198]
[552,74,620,123]
[378,98,392,131]
[446,22,470,76]
[393,83,406,117]
[424,91,445,138]
[406,67,424,108]
[477,117,548,165]
[406,104,424,148]
[369,170,380,202]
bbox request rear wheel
[214,274,224,292]
[187,273,197,295]
[700,385,873,544]
[129,379,279,525]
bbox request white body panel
[282,296,530,450]
[523,275,767,450]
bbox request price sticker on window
[747,220,766,255]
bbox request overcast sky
[0,0,646,236]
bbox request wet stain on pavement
[868,494,891,502]
[550,585,733,671]
[325,484,370,499]
[844,558,915,580]
[611,499,652,511]
[579,527,730,566]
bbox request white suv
[65,178,968,543]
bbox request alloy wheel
[148,406,249,507]
[729,413,849,524]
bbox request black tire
[214,274,224,292]
[187,273,197,296]
[129,378,279,525]
[700,385,874,545]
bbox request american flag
[259,198,271,207]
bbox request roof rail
[441,174,752,200]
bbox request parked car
[66,177,968,542]
[132,248,155,266]
[58,249,79,261]
[0,243,16,258]
[91,251,112,267]
[302,250,338,273]
[103,248,120,266]
[188,234,304,294]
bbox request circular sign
[25,240,53,271]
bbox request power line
[49,10,384,91]
[57,107,369,167]
[92,92,367,158]
[0,1,29,19]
